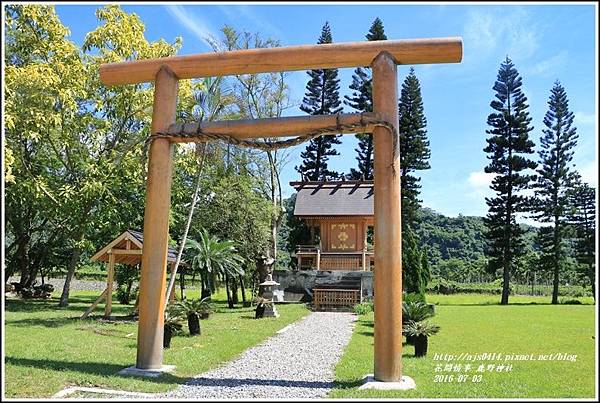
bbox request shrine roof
[290,180,374,217]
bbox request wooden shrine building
[292,180,375,272]
[81,230,181,318]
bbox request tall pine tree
[397,67,431,297]
[295,22,343,181]
[483,56,537,305]
[567,175,596,300]
[532,81,579,304]
[399,67,431,230]
[344,17,387,180]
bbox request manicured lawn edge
[4,292,310,398]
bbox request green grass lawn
[4,289,596,399]
[427,293,596,306]
[4,290,309,398]
[329,293,596,398]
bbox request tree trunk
[58,243,82,307]
[201,275,211,299]
[551,219,560,305]
[231,277,239,304]
[126,279,133,304]
[500,258,510,305]
[225,273,234,309]
[551,261,560,304]
[26,231,58,288]
[17,234,32,286]
[180,271,186,300]
[239,274,247,303]
[23,265,39,288]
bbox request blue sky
[54,3,598,222]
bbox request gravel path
[161,311,356,399]
[7,277,107,292]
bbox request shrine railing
[295,246,374,271]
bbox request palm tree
[185,229,245,308]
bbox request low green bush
[404,292,427,303]
[560,298,583,305]
[426,278,593,297]
[427,278,510,295]
[353,301,374,315]
[115,265,139,305]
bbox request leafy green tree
[185,230,245,308]
[281,194,312,269]
[165,75,234,304]
[344,17,387,180]
[295,22,343,181]
[115,264,139,304]
[483,56,537,305]
[532,81,579,304]
[567,176,596,299]
[5,5,85,287]
[217,25,292,278]
[4,5,187,306]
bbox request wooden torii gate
[100,37,462,383]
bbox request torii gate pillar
[372,52,403,383]
[135,67,178,370]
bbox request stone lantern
[258,273,280,318]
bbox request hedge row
[427,278,593,297]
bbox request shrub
[560,299,583,305]
[353,301,374,315]
[402,301,433,324]
[404,292,427,303]
[176,297,213,316]
[164,304,185,332]
[427,278,513,295]
[403,320,441,338]
[115,265,139,304]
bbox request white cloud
[467,171,496,188]
[165,5,219,50]
[526,51,568,76]
[515,213,542,227]
[217,5,284,39]
[574,111,596,126]
[464,7,540,63]
[465,171,496,210]
[578,160,598,187]
[522,87,533,109]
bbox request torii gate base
[359,374,416,391]
[118,364,175,378]
[99,36,462,388]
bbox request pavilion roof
[90,229,180,266]
[290,180,374,217]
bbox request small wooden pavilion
[81,230,181,318]
[291,180,375,271]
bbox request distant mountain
[414,207,538,277]
[280,196,539,279]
